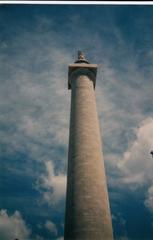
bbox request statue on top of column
[75,50,89,64]
[78,51,86,61]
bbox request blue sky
[0,3,153,240]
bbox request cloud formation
[37,161,66,205]
[118,118,153,185]
[145,186,153,212]
[0,209,31,240]
[114,118,153,211]
[45,220,57,236]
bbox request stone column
[64,55,113,240]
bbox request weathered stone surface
[68,63,97,89]
[64,66,113,240]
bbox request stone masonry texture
[64,66,113,240]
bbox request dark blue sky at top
[1,4,153,85]
[1,4,153,240]
[1,5,153,52]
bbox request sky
[0,3,153,240]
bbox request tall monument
[64,52,113,240]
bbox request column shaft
[64,74,113,240]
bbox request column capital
[68,63,97,89]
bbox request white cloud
[145,185,153,212]
[0,209,31,240]
[0,18,71,178]
[45,220,57,235]
[37,161,66,205]
[110,118,153,212]
[117,117,153,188]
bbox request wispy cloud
[45,220,58,236]
[145,186,153,212]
